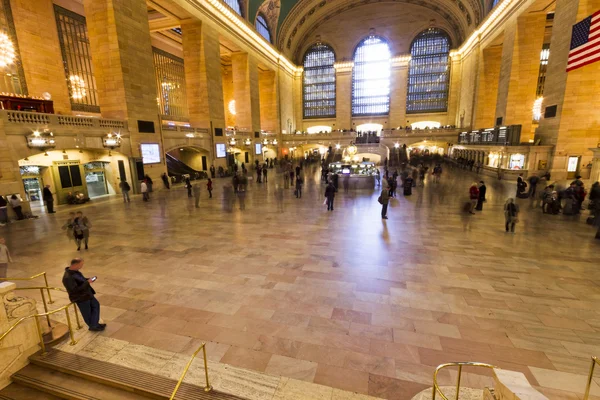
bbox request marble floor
[2,164,600,399]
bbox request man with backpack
[119,179,131,203]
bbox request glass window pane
[153,47,188,118]
[303,43,336,119]
[256,15,271,43]
[406,28,450,114]
[223,0,242,16]
[352,36,391,116]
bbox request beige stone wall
[232,53,261,133]
[457,44,480,129]
[259,69,278,133]
[335,70,351,130]
[11,0,71,114]
[474,46,502,129]
[222,67,235,128]
[278,69,295,134]
[388,66,407,129]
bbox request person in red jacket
[469,183,479,214]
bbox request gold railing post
[34,316,46,355]
[583,356,598,400]
[74,306,82,330]
[39,288,51,328]
[432,383,437,400]
[455,365,462,400]
[43,273,54,304]
[202,344,212,392]
[64,307,77,346]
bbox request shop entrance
[19,166,44,204]
[84,162,109,198]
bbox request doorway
[84,162,109,198]
[567,156,580,179]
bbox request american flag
[567,10,600,72]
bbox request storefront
[19,166,44,204]
[84,162,109,198]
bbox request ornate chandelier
[0,33,15,68]
[69,75,87,100]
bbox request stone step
[0,382,62,400]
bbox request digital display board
[255,143,262,155]
[141,143,161,164]
[216,143,227,158]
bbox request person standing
[119,180,131,203]
[283,169,290,189]
[144,175,153,192]
[504,198,519,233]
[469,183,479,214]
[73,211,91,250]
[325,182,336,211]
[256,165,262,183]
[9,195,24,220]
[43,185,55,213]
[475,181,487,211]
[516,174,527,198]
[275,185,284,213]
[207,178,213,198]
[237,186,246,210]
[185,177,193,198]
[192,183,201,208]
[210,165,216,179]
[295,175,303,199]
[528,174,539,198]
[141,180,149,202]
[62,258,105,331]
[0,237,12,278]
[161,173,170,189]
[379,184,390,219]
[263,166,268,183]
[0,195,8,225]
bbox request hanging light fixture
[103,132,122,150]
[244,138,251,146]
[27,130,56,151]
[69,75,87,100]
[229,137,237,146]
[0,32,15,68]
[272,139,278,145]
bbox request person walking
[275,185,284,213]
[0,195,8,225]
[62,258,105,331]
[119,180,131,203]
[144,175,154,192]
[379,184,390,219]
[43,185,55,213]
[295,175,303,199]
[161,173,170,189]
[504,198,519,233]
[263,167,268,183]
[237,186,246,210]
[73,211,91,250]
[193,183,201,208]
[325,182,336,211]
[207,178,213,198]
[528,174,539,198]
[0,237,12,278]
[210,165,216,179]
[141,180,149,202]
[475,181,487,211]
[9,195,24,220]
[469,183,479,214]
[185,177,193,198]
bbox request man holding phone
[62,258,105,331]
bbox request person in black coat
[325,182,336,211]
[42,185,55,213]
[475,181,487,211]
[62,258,105,331]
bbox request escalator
[166,153,206,182]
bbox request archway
[166,146,212,182]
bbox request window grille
[256,15,271,43]
[153,48,188,118]
[224,0,243,16]
[54,5,100,112]
[352,36,391,116]
[0,0,26,95]
[303,43,336,118]
[536,44,550,96]
[407,28,450,114]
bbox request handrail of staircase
[169,342,212,399]
[432,362,497,400]
[584,356,599,400]
[0,288,82,355]
[0,272,54,304]
[12,286,79,330]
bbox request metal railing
[432,362,496,400]
[0,288,82,355]
[0,272,54,304]
[584,356,599,400]
[169,342,212,399]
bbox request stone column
[259,69,278,133]
[474,46,502,129]
[83,0,165,178]
[335,67,352,130]
[389,62,408,129]
[10,0,71,113]
[232,53,261,134]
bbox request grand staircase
[0,350,243,400]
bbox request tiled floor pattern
[3,164,600,399]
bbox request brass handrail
[13,286,81,331]
[0,272,54,304]
[0,289,82,355]
[169,342,212,399]
[584,356,599,400]
[432,362,497,400]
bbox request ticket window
[509,154,525,170]
[567,156,580,179]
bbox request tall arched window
[352,36,391,116]
[492,0,500,8]
[223,0,242,16]
[303,43,336,118]
[407,28,451,114]
[256,15,271,43]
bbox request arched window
[223,0,243,16]
[492,0,500,8]
[303,43,336,118]
[407,28,451,114]
[256,15,271,43]
[352,36,391,116]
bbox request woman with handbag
[504,198,519,233]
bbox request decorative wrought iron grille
[536,44,550,96]
[54,5,100,112]
[352,36,391,116]
[224,0,243,16]
[303,43,336,119]
[407,28,451,114]
[256,15,271,43]
[153,47,188,118]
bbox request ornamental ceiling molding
[278,0,475,56]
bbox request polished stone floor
[3,164,600,399]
